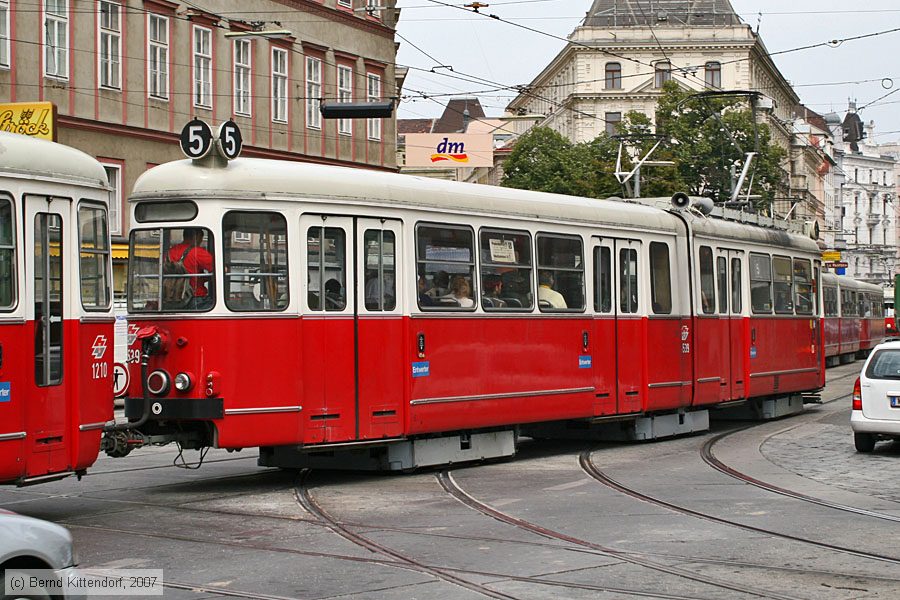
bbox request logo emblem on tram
[91,335,108,359]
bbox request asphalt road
[3,361,898,600]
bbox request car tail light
[852,377,862,411]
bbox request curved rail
[437,471,803,600]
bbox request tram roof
[687,212,820,253]
[821,273,883,292]
[0,132,108,187]
[131,157,680,233]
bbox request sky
[394,0,900,142]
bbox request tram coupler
[102,428,206,458]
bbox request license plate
[891,397,900,408]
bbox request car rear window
[865,349,900,379]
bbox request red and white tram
[107,130,826,470]
[0,132,114,485]
[822,274,884,367]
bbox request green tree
[619,81,787,207]
[501,127,621,198]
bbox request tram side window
[308,227,346,311]
[78,204,111,311]
[840,289,853,317]
[773,257,793,314]
[861,293,873,317]
[537,234,584,312]
[619,247,638,314]
[649,242,671,314]
[224,212,288,312]
[417,224,476,310]
[731,257,742,313]
[363,229,396,311]
[793,259,812,315]
[479,229,532,311]
[823,287,838,317]
[699,246,715,314]
[749,254,772,313]
[594,246,612,313]
[0,198,14,310]
[128,227,216,312]
[716,256,728,314]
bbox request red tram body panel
[111,155,828,467]
[0,132,114,485]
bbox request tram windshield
[128,227,215,312]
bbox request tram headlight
[147,369,171,396]
[174,372,193,392]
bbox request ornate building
[505,0,827,222]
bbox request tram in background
[102,121,826,471]
[0,132,114,486]
[885,288,895,336]
[822,274,885,367]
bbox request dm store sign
[404,133,493,168]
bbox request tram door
[592,238,643,415]
[24,196,70,475]
[301,215,403,443]
[727,251,746,400]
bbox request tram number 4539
[92,361,109,380]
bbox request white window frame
[306,56,322,130]
[233,231,252,242]
[338,65,353,136]
[193,25,212,109]
[102,163,122,236]
[44,0,69,80]
[233,39,252,116]
[338,0,352,6]
[271,47,288,123]
[98,1,121,90]
[366,73,382,141]
[0,1,10,69]
[147,13,169,100]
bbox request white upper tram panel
[130,157,680,234]
[0,131,108,188]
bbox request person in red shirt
[168,228,214,308]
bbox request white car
[852,340,900,452]
[0,509,83,600]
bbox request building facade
[0,0,400,295]
[503,0,833,222]
[834,111,898,285]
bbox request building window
[233,39,251,116]
[654,62,671,88]
[338,0,352,6]
[0,1,9,69]
[704,61,721,88]
[604,62,621,89]
[272,48,288,123]
[367,73,382,141]
[338,65,353,136]
[306,56,322,130]
[605,112,622,137]
[98,1,121,89]
[148,14,168,99]
[193,26,212,108]
[44,0,68,79]
[102,164,122,236]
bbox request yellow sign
[0,102,57,141]
[822,251,841,261]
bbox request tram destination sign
[825,261,848,269]
[0,102,57,141]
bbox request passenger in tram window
[167,228,214,309]
[417,275,435,306]
[501,271,531,308]
[426,270,450,298]
[443,276,474,308]
[483,275,506,308]
[538,270,567,309]
[324,278,344,309]
[365,271,395,309]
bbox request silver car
[852,340,900,452]
[0,509,82,600]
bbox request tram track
[436,470,804,600]
[579,451,900,567]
